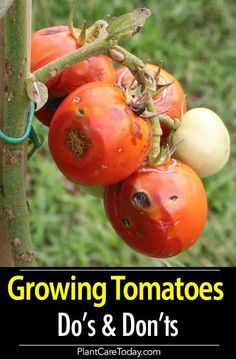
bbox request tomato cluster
[32,23,230,259]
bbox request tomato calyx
[118,65,170,111]
[68,1,92,46]
[116,65,180,141]
[68,0,109,46]
[148,144,172,166]
[128,92,150,116]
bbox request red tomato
[48,82,152,185]
[104,159,207,257]
[31,26,116,125]
[116,64,187,139]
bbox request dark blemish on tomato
[79,132,87,138]
[76,108,86,117]
[73,96,80,103]
[41,28,66,36]
[169,195,178,201]
[132,192,151,209]
[130,120,143,144]
[121,217,132,227]
[109,107,123,121]
[46,96,66,111]
[101,163,108,169]
[67,129,90,157]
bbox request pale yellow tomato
[171,108,230,177]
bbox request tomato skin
[31,26,116,125]
[35,107,53,127]
[116,64,187,139]
[104,159,207,258]
[48,82,152,185]
[171,108,230,177]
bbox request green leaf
[0,0,14,19]
[26,80,48,111]
[107,8,151,40]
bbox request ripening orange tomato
[48,82,152,185]
[104,159,208,258]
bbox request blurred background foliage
[30,0,236,266]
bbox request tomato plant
[49,82,152,185]
[2,2,230,266]
[31,26,116,125]
[116,64,187,139]
[104,159,208,258]
[171,108,230,177]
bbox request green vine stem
[158,114,180,130]
[0,0,35,266]
[34,37,108,84]
[146,101,163,164]
[108,45,163,164]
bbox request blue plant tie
[0,101,35,145]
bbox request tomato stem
[33,37,108,84]
[146,102,162,164]
[108,45,163,164]
[158,115,180,130]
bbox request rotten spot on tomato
[132,192,151,209]
[101,163,108,169]
[67,129,90,157]
[109,107,123,121]
[169,195,178,201]
[76,108,86,117]
[73,96,81,103]
[121,217,132,227]
[130,120,143,144]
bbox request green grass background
[30,0,236,267]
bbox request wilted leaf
[107,8,151,40]
[26,80,48,111]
